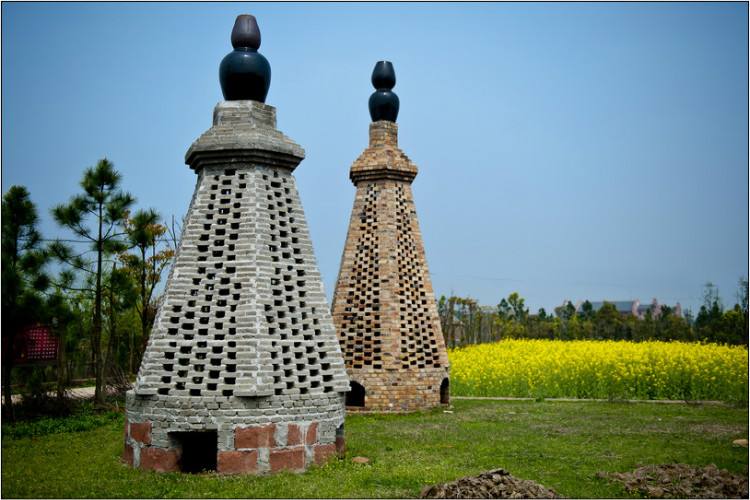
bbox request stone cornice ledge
[185,101,305,172]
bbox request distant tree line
[2,159,177,419]
[438,283,749,349]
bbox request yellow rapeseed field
[448,339,748,402]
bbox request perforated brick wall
[332,121,450,412]
[338,183,384,371]
[125,101,349,474]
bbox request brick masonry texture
[140,447,180,472]
[129,421,151,444]
[235,424,275,449]
[217,450,258,474]
[286,423,302,446]
[331,121,450,412]
[124,101,348,474]
[269,447,306,472]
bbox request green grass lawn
[2,399,747,498]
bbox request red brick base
[235,423,275,448]
[306,422,318,445]
[122,420,342,474]
[129,421,152,445]
[217,450,258,474]
[140,447,180,472]
[270,447,305,472]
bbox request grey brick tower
[331,62,450,412]
[124,15,349,474]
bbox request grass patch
[2,399,747,498]
[2,410,121,439]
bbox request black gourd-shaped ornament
[368,61,399,122]
[219,14,271,102]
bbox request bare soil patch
[686,423,746,435]
[597,463,748,498]
[420,468,559,499]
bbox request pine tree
[51,158,134,403]
[2,186,50,419]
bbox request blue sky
[2,2,748,314]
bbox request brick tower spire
[331,62,450,412]
[124,15,349,474]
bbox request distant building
[558,299,682,319]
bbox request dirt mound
[420,468,559,499]
[597,463,748,498]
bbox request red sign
[14,324,58,364]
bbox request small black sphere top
[219,14,271,102]
[369,61,400,123]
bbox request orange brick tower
[331,61,450,412]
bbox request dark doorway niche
[346,381,365,407]
[440,378,449,404]
[170,430,217,473]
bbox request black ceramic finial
[368,61,399,122]
[231,14,260,49]
[219,14,271,102]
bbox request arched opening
[346,381,366,407]
[440,378,450,404]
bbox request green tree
[455,297,480,345]
[507,292,528,322]
[734,277,748,344]
[737,278,748,314]
[120,210,174,373]
[593,302,622,339]
[1,186,50,419]
[703,282,722,310]
[50,158,135,403]
[632,309,656,341]
[438,295,449,345]
[44,289,77,400]
[102,263,137,384]
[566,315,583,339]
[438,295,460,348]
[578,300,594,321]
[658,309,693,342]
[695,279,748,345]
[695,282,725,343]
[555,301,576,321]
[497,298,511,320]
[59,292,91,388]
[722,305,748,345]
